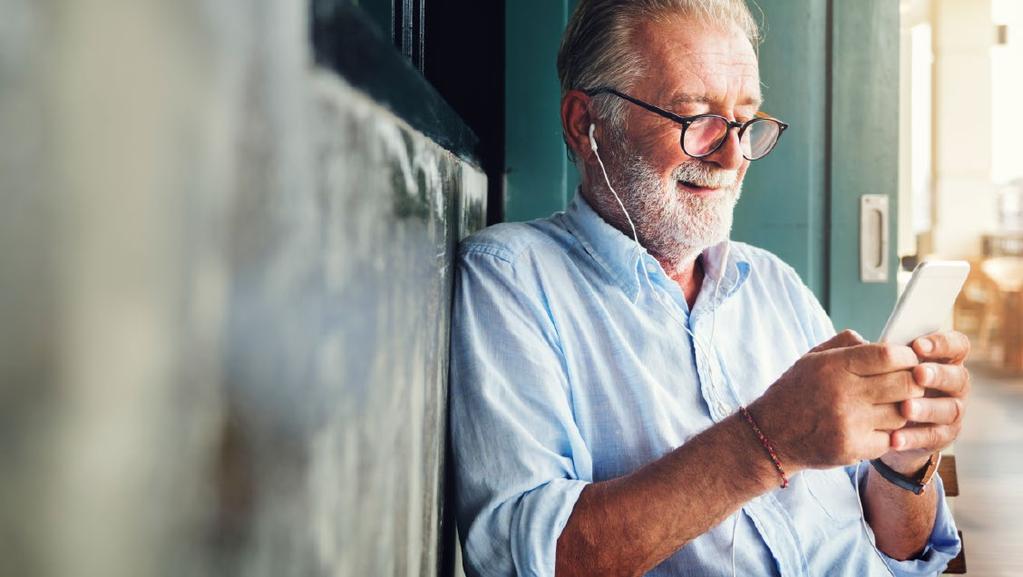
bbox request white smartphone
[878,260,971,345]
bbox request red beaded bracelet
[739,406,789,489]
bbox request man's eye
[673,106,709,117]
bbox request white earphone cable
[589,123,740,576]
[590,124,639,243]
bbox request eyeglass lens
[682,117,781,160]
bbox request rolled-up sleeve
[450,245,591,577]
[847,464,962,576]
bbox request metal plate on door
[860,195,889,283]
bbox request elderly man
[450,1,967,575]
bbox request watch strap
[869,453,941,495]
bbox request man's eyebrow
[669,93,764,109]
[669,94,712,106]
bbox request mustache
[671,162,738,189]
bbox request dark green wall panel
[352,0,394,41]
[504,0,578,222]
[0,3,487,576]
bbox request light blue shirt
[450,193,961,577]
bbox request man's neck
[657,254,704,310]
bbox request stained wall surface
[0,1,485,576]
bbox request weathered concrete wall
[0,1,485,576]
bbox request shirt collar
[561,190,750,303]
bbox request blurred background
[899,1,1023,575]
[0,0,1019,576]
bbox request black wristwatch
[869,453,942,495]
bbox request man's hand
[881,331,971,474]
[860,331,969,561]
[748,330,925,472]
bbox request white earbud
[589,123,599,152]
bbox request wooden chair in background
[940,454,967,574]
[954,261,1003,360]
[980,257,1023,371]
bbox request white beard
[605,151,742,274]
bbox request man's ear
[561,90,595,165]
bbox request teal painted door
[734,0,829,301]
[825,0,900,339]
[734,0,900,339]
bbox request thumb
[809,329,867,354]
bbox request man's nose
[700,128,746,170]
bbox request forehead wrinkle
[655,53,761,109]
[631,18,762,120]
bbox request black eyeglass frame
[583,87,789,161]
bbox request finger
[913,331,971,364]
[865,431,894,461]
[890,423,959,452]
[902,396,965,426]
[810,329,867,354]
[870,402,909,431]
[914,363,971,397]
[863,370,925,403]
[844,343,919,377]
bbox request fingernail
[906,400,917,419]
[917,338,933,354]
[892,434,904,450]
[922,365,934,384]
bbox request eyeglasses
[584,87,788,161]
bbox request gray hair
[557,0,762,138]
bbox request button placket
[647,260,727,420]
[687,314,724,421]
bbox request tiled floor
[948,360,1023,576]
